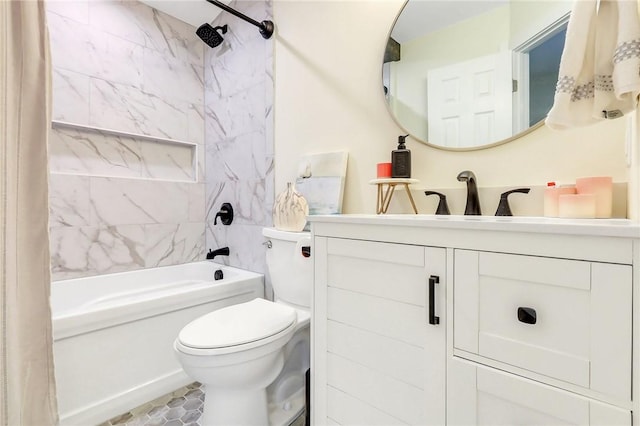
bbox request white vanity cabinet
[453,250,632,402]
[313,237,446,425]
[450,250,633,425]
[310,215,639,426]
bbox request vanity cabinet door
[453,250,632,402]
[314,237,446,426]
[447,357,631,426]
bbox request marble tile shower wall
[46,0,207,280]
[204,1,274,283]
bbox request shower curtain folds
[0,1,58,424]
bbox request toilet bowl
[174,228,311,426]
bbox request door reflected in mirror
[383,0,570,150]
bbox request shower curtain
[0,1,58,424]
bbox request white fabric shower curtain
[0,1,58,425]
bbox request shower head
[196,23,228,48]
[201,0,274,42]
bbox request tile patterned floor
[101,382,307,426]
[101,383,204,426]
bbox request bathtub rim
[52,264,264,340]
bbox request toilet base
[268,387,305,426]
[198,385,305,426]
[201,387,268,426]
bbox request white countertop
[307,214,640,238]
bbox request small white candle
[558,194,596,219]
[575,177,612,218]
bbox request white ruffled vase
[272,182,309,232]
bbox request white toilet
[174,228,312,426]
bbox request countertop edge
[307,214,640,239]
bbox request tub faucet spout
[207,247,230,260]
[457,170,481,215]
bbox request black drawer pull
[517,307,537,325]
[428,275,440,325]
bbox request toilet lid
[177,298,297,349]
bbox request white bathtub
[51,261,264,426]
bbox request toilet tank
[263,228,312,308]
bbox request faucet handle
[424,191,450,215]
[495,188,531,216]
[214,202,234,225]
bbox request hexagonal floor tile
[104,382,204,426]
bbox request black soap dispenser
[391,134,411,178]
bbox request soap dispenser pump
[392,134,411,178]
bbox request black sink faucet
[457,170,481,215]
[206,247,230,260]
[495,188,530,216]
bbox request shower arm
[204,0,274,39]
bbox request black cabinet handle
[517,307,537,324]
[429,275,440,325]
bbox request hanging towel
[546,0,640,130]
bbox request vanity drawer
[453,250,632,401]
[448,357,631,426]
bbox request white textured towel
[546,0,640,130]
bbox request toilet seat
[176,298,297,356]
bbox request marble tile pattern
[49,125,197,182]
[49,175,206,279]
[47,0,204,141]
[46,0,206,280]
[204,0,275,294]
[47,0,275,281]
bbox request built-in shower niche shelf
[49,121,198,182]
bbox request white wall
[273,0,628,216]
[510,0,572,48]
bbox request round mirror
[383,1,570,150]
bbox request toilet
[174,228,312,426]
